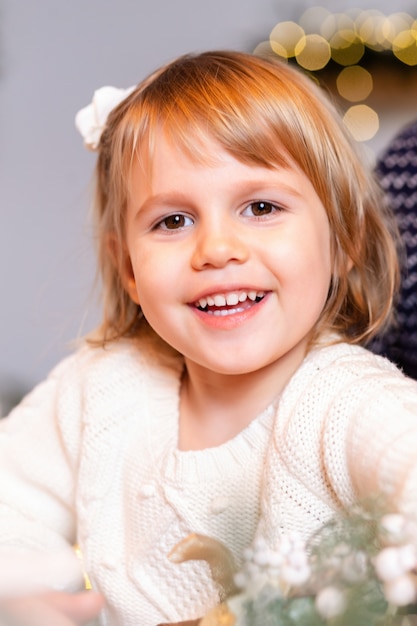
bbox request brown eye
[249,201,276,216]
[242,201,283,218]
[157,214,193,230]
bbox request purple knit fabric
[369,121,417,379]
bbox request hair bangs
[130,53,317,172]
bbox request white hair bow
[75,85,135,150]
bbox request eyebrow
[134,192,194,218]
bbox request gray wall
[1,0,416,412]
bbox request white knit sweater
[1,328,417,625]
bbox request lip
[188,290,270,330]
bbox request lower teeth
[209,307,244,316]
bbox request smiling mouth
[193,290,266,316]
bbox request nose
[190,219,249,270]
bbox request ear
[107,234,140,305]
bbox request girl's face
[121,131,332,382]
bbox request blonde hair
[92,50,399,346]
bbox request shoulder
[51,326,183,391]
[281,340,417,413]
[13,327,184,427]
[305,340,401,372]
[288,339,396,382]
[303,339,409,377]
[269,341,417,507]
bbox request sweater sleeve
[315,347,417,516]
[342,367,417,515]
[259,343,417,548]
[0,351,84,554]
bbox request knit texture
[1,329,417,625]
[369,121,417,379]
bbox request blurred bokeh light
[257,7,417,153]
[336,65,373,102]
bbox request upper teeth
[195,290,265,309]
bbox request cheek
[272,226,331,276]
[129,247,179,306]
[130,264,152,302]
[284,229,332,296]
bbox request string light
[343,104,379,142]
[330,30,364,66]
[270,21,305,58]
[393,29,417,65]
[295,34,331,70]
[336,65,373,102]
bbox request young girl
[1,49,417,626]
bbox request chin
[194,359,267,377]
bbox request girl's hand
[0,590,104,625]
